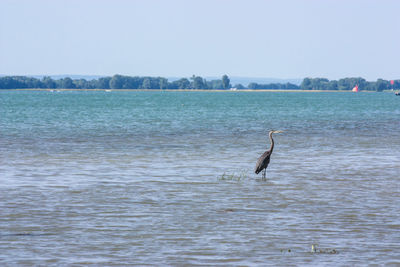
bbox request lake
[1,90,399,265]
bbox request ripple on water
[1,91,399,265]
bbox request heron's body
[255,150,272,175]
[255,130,282,179]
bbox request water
[1,90,399,265]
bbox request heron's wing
[255,150,271,174]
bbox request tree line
[0,74,398,91]
[300,77,399,91]
[248,82,299,90]
[0,75,233,90]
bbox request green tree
[376,79,388,92]
[178,78,190,89]
[191,75,205,89]
[284,82,300,89]
[207,79,223,89]
[169,78,190,89]
[73,79,93,89]
[327,80,338,90]
[141,78,151,89]
[110,75,124,89]
[248,82,258,89]
[59,77,74,89]
[96,77,111,89]
[159,78,168,89]
[300,78,312,90]
[310,78,329,90]
[336,77,365,90]
[222,75,231,89]
[0,76,24,89]
[234,83,245,89]
[42,76,56,88]
[393,80,400,90]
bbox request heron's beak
[274,130,284,133]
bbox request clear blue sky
[1,0,399,80]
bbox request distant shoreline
[1,75,396,91]
[5,88,386,93]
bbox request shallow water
[1,90,399,265]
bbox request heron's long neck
[268,133,274,153]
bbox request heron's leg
[262,169,266,180]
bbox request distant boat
[395,92,400,96]
[352,84,359,92]
[105,90,112,92]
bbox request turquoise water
[1,90,399,265]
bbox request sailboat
[352,84,359,92]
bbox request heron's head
[269,130,284,134]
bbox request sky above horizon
[1,0,399,81]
